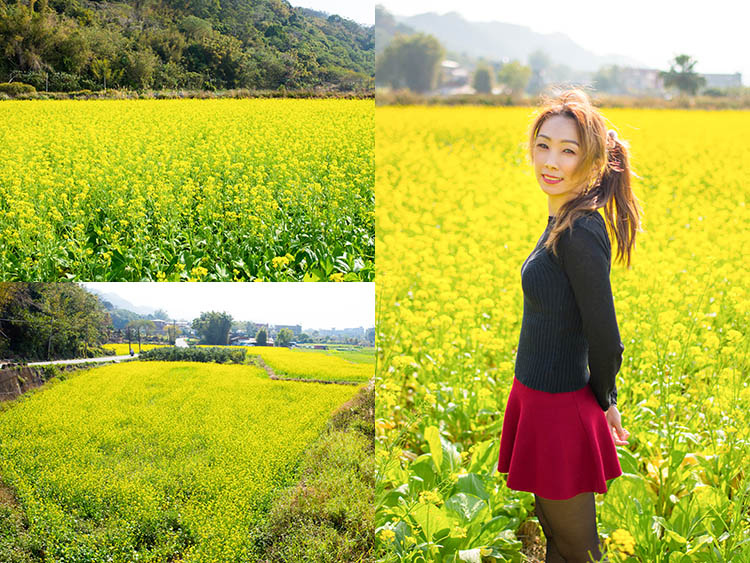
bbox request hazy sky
[377,0,749,85]
[83,283,374,329]
[290,0,375,25]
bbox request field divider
[246,354,363,386]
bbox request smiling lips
[542,174,563,185]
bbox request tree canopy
[192,311,233,345]
[375,32,444,93]
[0,283,110,360]
[660,54,706,95]
[0,0,374,92]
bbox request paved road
[28,355,139,366]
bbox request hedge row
[139,346,246,364]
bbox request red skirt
[497,377,622,500]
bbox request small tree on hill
[660,54,706,95]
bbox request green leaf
[444,493,486,524]
[410,502,452,541]
[457,548,482,562]
[467,439,499,474]
[453,474,489,500]
[424,426,443,471]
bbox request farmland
[0,361,359,561]
[190,344,375,382]
[104,342,167,355]
[375,107,749,561]
[250,346,374,382]
[0,99,373,281]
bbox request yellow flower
[329,272,345,282]
[378,528,396,543]
[418,490,442,506]
[609,528,636,555]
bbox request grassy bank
[258,382,375,562]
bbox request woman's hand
[606,404,630,446]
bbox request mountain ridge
[382,8,645,72]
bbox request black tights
[534,493,605,563]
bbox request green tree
[660,54,706,95]
[126,319,156,353]
[256,328,268,346]
[125,49,158,89]
[592,64,624,94]
[276,328,293,347]
[0,283,110,360]
[472,64,492,94]
[527,49,551,94]
[375,32,444,93]
[91,57,122,90]
[496,60,531,96]
[192,311,233,345]
[166,323,181,345]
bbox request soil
[518,518,546,562]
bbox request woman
[497,89,643,562]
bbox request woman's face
[533,115,586,207]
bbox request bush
[0,82,36,96]
[139,346,246,364]
[40,365,60,382]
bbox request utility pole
[47,318,53,360]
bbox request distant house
[619,68,742,95]
[274,324,302,335]
[438,60,472,95]
[620,68,665,95]
[701,73,742,89]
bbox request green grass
[258,383,375,562]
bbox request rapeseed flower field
[194,344,374,382]
[0,361,358,561]
[375,107,749,561]
[104,343,167,355]
[0,99,373,281]
[251,346,373,382]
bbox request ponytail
[533,89,643,268]
[597,133,644,269]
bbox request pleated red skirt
[497,376,622,500]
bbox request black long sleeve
[558,217,624,411]
[514,212,624,412]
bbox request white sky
[83,283,375,329]
[290,0,375,25]
[377,0,749,85]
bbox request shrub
[139,346,246,364]
[0,82,36,96]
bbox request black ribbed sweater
[514,211,624,411]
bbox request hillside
[396,11,642,71]
[0,0,374,92]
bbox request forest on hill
[0,0,374,92]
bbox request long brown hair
[529,88,643,268]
